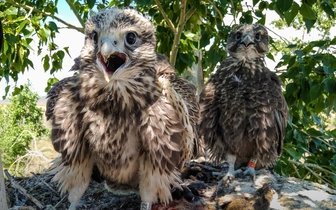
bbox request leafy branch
[288,159,336,189]
[6,0,84,33]
[65,0,85,29]
[154,0,196,66]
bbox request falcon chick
[46,8,199,210]
[199,24,289,182]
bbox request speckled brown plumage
[199,24,289,180]
[46,8,199,210]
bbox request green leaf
[87,0,96,9]
[306,128,322,137]
[135,0,152,6]
[323,78,336,93]
[300,3,316,20]
[284,2,299,25]
[310,84,323,101]
[43,55,50,72]
[57,50,65,60]
[276,0,293,14]
[303,18,316,32]
[321,1,335,18]
[183,31,197,41]
[48,21,59,32]
[16,20,28,35]
[266,52,275,62]
[284,147,301,160]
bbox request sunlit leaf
[43,55,50,72]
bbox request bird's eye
[235,32,242,40]
[255,33,261,41]
[92,31,98,44]
[126,32,137,45]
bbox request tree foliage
[0,0,335,188]
[0,83,49,170]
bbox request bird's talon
[244,166,256,180]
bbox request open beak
[96,39,127,82]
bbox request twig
[186,161,221,172]
[230,0,237,25]
[65,0,85,28]
[0,155,8,210]
[8,207,35,210]
[205,0,223,21]
[288,159,336,189]
[54,195,67,209]
[170,0,187,66]
[6,0,84,33]
[4,170,44,209]
[31,172,59,195]
[154,0,176,33]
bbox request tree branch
[154,0,176,33]
[288,159,336,189]
[170,0,187,66]
[65,0,85,28]
[230,0,237,25]
[185,7,196,22]
[205,0,223,21]
[6,0,84,34]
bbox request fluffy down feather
[199,24,289,181]
[46,8,199,210]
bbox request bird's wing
[170,76,202,158]
[46,77,75,121]
[46,75,94,202]
[199,78,222,160]
[46,76,89,164]
[155,53,201,158]
[138,75,195,204]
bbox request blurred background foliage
[0,0,335,188]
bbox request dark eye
[235,32,242,40]
[255,33,261,41]
[126,32,136,45]
[92,31,98,44]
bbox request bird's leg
[244,157,257,180]
[140,202,152,210]
[49,157,94,210]
[222,154,242,184]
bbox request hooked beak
[96,38,127,82]
[240,35,254,47]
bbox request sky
[0,1,333,98]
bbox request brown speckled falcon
[199,24,289,182]
[46,8,199,210]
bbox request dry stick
[31,172,59,196]
[4,170,44,209]
[186,162,221,172]
[0,156,8,210]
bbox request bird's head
[80,8,157,82]
[226,24,269,61]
